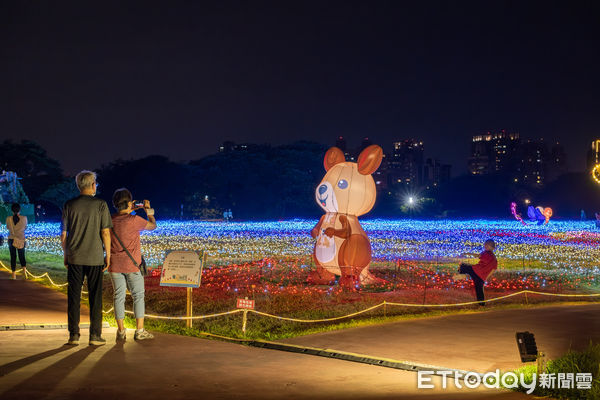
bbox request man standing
[61,170,112,345]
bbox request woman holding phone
[109,188,157,341]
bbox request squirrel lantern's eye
[337,179,348,189]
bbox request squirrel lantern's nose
[318,185,327,195]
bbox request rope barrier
[248,303,385,323]
[114,308,245,320]
[2,261,599,323]
[1,261,88,291]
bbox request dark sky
[2,1,599,174]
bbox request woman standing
[109,188,156,341]
[6,203,27,280]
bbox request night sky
[2,1,599,174]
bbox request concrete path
[0,268,573,399]
[0,328,530,400]
[0,270,89,326]
[283,303,600,374]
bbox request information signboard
[159,250,205,288]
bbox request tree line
[1,139,596,220]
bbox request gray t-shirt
[61,195,113,266]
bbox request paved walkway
[4,268,594,399]
[0,270,89,326]
[283,302,600,373]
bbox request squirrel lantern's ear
[324,147,346,171]
[357,145,383,175]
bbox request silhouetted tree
[96,155,191,218]
[0,140,63,201]
[189,141,327,219]
[40,179,79,212]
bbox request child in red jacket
[453,239,497,306]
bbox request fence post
[242,310,248,336]
[186,287,193,329]
[383,301,387,317]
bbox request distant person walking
[6,203,27,280]
[61,170,112,346]
[109,188,156,341]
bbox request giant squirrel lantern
[308,145,383,288]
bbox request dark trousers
[8,239,26,270]
[67,265,104,336]
[459,264,486,306]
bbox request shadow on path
[83,341,126,382]
[1,346,97,398]
[0,345,72,377]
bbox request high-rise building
[335,136,355,161]
[468,130,520,175]
[332,137,388,189]
[518,139,548,187]
[356,137,373,161]
[388,139,424,187]
[332,137,452,191]
[373,154,389,190]
[546,142,567,182]
[423,158,452,189]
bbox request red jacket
[472,250,497,281]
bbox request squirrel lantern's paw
[307,268,336,285]
[324,227,335,237]
[359,269,386,285]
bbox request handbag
[111,228,148,276]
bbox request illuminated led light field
[4,219,599,311]
[5,218,600,274]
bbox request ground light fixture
[516,331,538,362]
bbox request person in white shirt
[6,203,27,279]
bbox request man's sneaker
[116,329,127,341]
[66,334,80,345]
[134,330,154,341]
[89,335,107,346]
